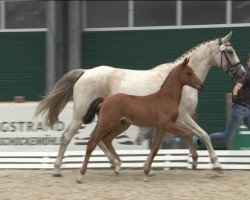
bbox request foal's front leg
[143,128,165,182]
[166,123,198,170]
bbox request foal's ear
[181,57,189,69]
[222,31,233,43]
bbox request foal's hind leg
[144,128,165,182]
[101,121,131,174]
[53,117,82,177]
[101,120,131,174]
[77,130,104,183]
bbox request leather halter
[219,38,241,77]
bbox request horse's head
[180,57,204,91]
[214,31,245,80]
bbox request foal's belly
[121,117,155,128]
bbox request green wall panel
[83,26,250,149]
[0,32,46,101]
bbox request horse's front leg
[179,114,221,170]
[143,128,165,182]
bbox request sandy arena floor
[0,169,249,200]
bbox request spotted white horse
[36,31,245,176]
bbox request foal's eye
[187,72,192,76]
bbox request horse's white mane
[173,38,216,65]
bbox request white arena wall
[0,102,249,170]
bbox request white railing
[0,150,249,170]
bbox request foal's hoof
[76,179,83,184]
[112,160,121,175]
[114,166,121,175]
[52,173,62,177]
[111,165,120,175]
[76,176,83,184]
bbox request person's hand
[232,95,238,104]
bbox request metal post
[46,1,56,90]
[55,1,68,80]
[176,0,182,26]
[128,0,134,27]
[0,1,5,29]
[68,1,82,70]
[226,0,232,24]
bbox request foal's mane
[159,64,181,91]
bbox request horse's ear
[222,31,233,43]
[181,57,189,68]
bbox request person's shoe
[192,135,202,149]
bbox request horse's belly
[112,79,162,96]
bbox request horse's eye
[187,72,192,76]
[227,50,234,54]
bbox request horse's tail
[83,97,104,124]
[35,69,85,127]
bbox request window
[232,0,250,23]
[87,1,128,28]
[6,0,46,29]
[182,1,226,25]
[134,1,176,26]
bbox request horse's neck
[159,68,183,105]
[187,41,217,82]
[154,40,216,83]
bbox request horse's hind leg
[53,117,82,177]
[144,128,165,182]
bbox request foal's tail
[35,69,85,127]
[83,97,104,124]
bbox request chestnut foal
[77,57,204,183]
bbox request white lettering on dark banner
[0,137,61,145]
[0,121,65,132]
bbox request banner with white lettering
[0,102,149,152]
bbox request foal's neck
[159,68,184,105]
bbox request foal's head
[178,57,204,90]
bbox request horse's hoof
[52,168,62,177]
[143,176,150,182]
[213,167,223,173]
[114,166,121,174]
[52,170,62,177]
[192,165,197,170]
